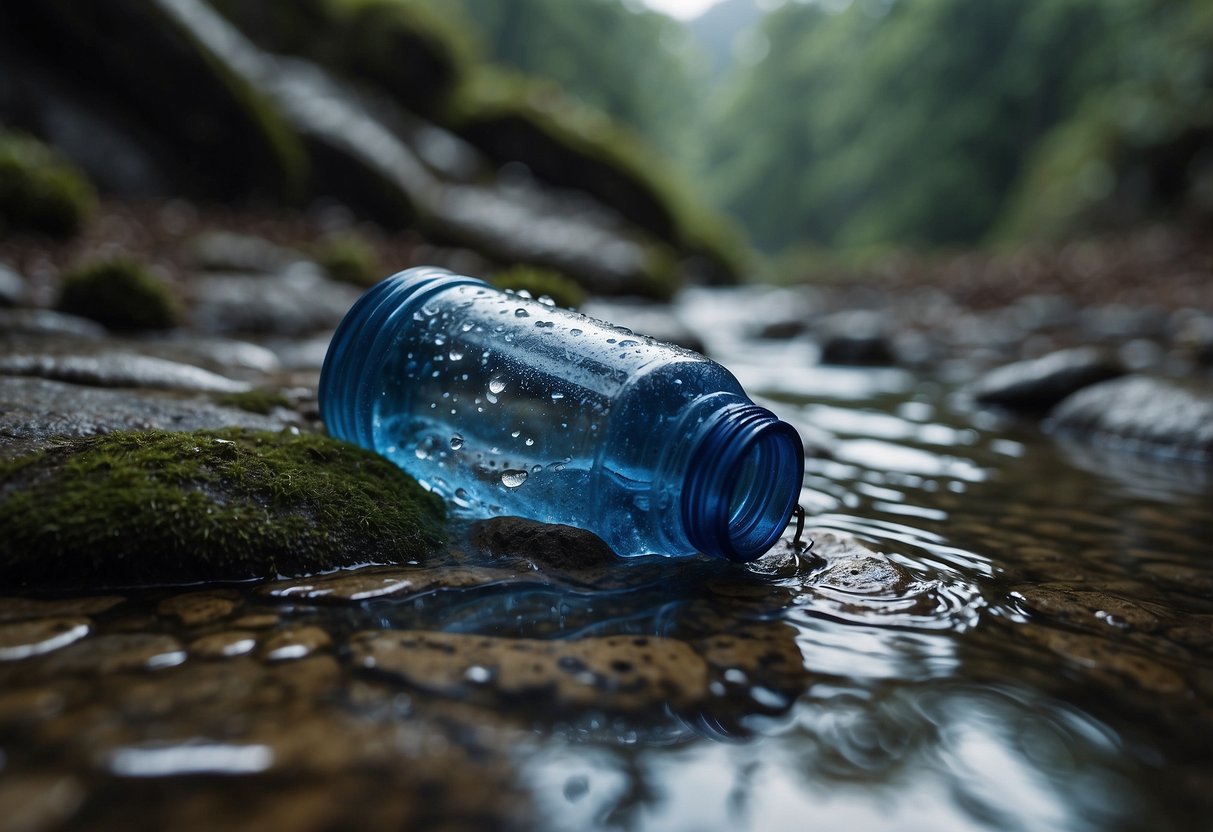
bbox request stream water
[0,286,1209,831]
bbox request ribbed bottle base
[319,267,484,447]
[681,403,804,562]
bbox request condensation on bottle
[320,267,804,562]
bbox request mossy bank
[0,428,444,592]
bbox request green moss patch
[0,428,445,592]
[0,132,97,238]
[491,266,586,309]
[313,233,382,287]
[56,257,182,332]
[215,389,294,415]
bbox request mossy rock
[210,0,472,119]
[312,233,382,287]
[0,131,96,237]
[446,71,748,285]
[490,266,586,309]
[56,257,182,332]
[0,429,445,592]
[215,389,294,415]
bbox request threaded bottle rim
[319,267,484,447]
[681,403,804,562]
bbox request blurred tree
[708,0,1213,253]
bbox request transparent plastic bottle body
[320,267,803,561]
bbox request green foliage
[216,389,293,415]
[491,266,587,309]
[313,233,382,287]
[709,0,1213,252]
[0,131,96,237]
[56,256,182,332]
[0,428,445,591]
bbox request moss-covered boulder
[490,265,586,309]
[312,233,382,287]
[0,132,96,237]
[56,257,182,332]
[0,429,445,591]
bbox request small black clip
[789,504,812,554]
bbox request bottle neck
[319,267,484,447]
[679,401,804,563]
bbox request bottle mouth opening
[682,405,804,562]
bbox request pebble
[256,566,508,604]
[157,591,243,627]
[0,617,92,661]
[42,634,186,674]
[0,262,29,306]
[0,595,125,623]
[260,627,332,661]
[818,310,898,366]
[350,630,709,711]
[190,630,259,660]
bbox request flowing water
[0,287,1210,831]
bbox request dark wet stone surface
[971,347,1125,412]
[1047,375,1213,459]
[0,351,251,393]
[0,308,106,339]
[0,376,286,459]
[190,270,361,336]
[0,262,28,305]
[819,310,898,366]
[470,516,619,570]
[187,231,308,274]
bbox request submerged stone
[0,428,444,592]
[1047,375,1213,460]
[970,347,1125,412]
[469,516,618,571]
[350,630,709,712]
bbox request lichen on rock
[0,428,444,591]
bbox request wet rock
[0,775,83,832]
[815,556,914,594]
[157,591,243,627]
[970,347,1125,412]
[231,613,279,630]
[142,335,282,375]
[0,617,91,661]
[0,308,105,339]
[756,319,809,340]
[261,627,332,662]
[187,231,307,273]
[0,595,124,623]
[818,311,898,366]
[470,517,618,571]
[0,262,28,306]
[695,621,811,706]
[0,377,287,459]
[0,351,250,393]
[191,271,360,336]
[43,633,186,675]
[351,631,710,712]
[1047,376,1213,460]
[189,630,258,660]
[1018,625,1187,696]
[0,428,444,591]
[256,565,510,604]
[809,534,914,595]
[1013,587,1163,633]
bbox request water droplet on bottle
[570,329,583,336]
[525,437,534,446]
[485,393,498,405]
[535,320,554,329]
[510,430,521,438]
[415,446,430,460]
[548,457,571,472]
[538,295,556,307]
[501,469,528,488]
[531,464,542,474]
[449,435,464,450]
[674,378,683,385]
[607,338,617,344]
[619,340,638,347]
[449,348,464,361]
[461,322,474,332]
[514,308,529,318]
[489,378,506,394]
[551,392,565,401]
[453,488,470,508]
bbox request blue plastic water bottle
[320,267,803,562]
